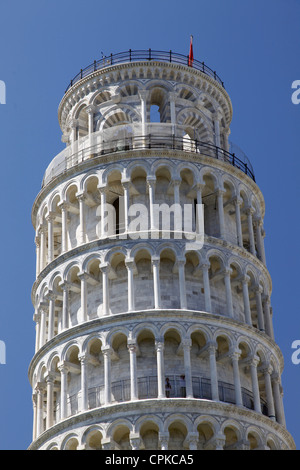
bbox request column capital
[171,177,181,187]
[58,361,70,374]
[248,354,260,368]
[45,212,55,222]
[35,381,46,393]
[229,348,241,361]
[176,257,186,268]
[125,257,136,270]
[200,262,210,271]
[76,191,87,202]
[45,372,56,384]
[151,256,160,267]
[216,188,226,197]
[241,274,250,285]
[181,338,192,350]
[98,185,108,195]
[69,118,79,129]
[77,271,88,281]
[100,262,110,273]
[195,182,205,192]
[58,200,69,211]
[155,340,164,352]
[207,340,218,352]
[121,179,131,190]
[253,284,263,294]
[260,362,273,375]
[233,196,243,206]
[127,340,137,352]
[101,345,113,356]
[85,104,96,114]
[223,267,233,277]
[147,176,156,187]
[138,90,149,101]
[245,206,255,215]
[253,215,263,226]
[78,353,88,365]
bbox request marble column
[231,350,243,406]
[241,275,252,326]
[79,354,88,412]
[77,193,87,245]
[100,263,110,316]
[217,189,225,239]
[46,373,55,429]
[147,177,156,233]
[128,340,138,401]
[249,355,261,413]
[182,339,193,398]
[125,258,135,312]
[58,362,69,420]
[177,258,187,310]
[234,197,243,248]
[152,256,161,309]
[246,207,255,255]
[102,346,112,405]
[263,365,276,421]
[208,341,219,401]
[202,263,212,313]
[254,286,265,332]
[46,213,55,263]
[224,268,234,318]
[155,341,165,399]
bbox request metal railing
[65,49,225,93]
[42,128,255,187]
[83,375,268,416]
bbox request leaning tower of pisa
[28,49,295,450]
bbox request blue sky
[0,0,299,450]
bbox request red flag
[188,35,194,67]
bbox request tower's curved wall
[29,53,295,450]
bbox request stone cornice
[27,398,295,450]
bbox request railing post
[94,60,96,71]
[149,48,151,60]
[129,49,132,61]
[245,163,248,176]
[80,69,82,79]
[169,50,172,62]
[110,53,113,64]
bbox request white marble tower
[28,50,295,450]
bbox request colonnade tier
[28,311,285,442]
[29,401,294,450]
[56,61,233,150]
[32,155,266,277]
[32,235,274,353]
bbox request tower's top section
[58,48,233,135]
[40,49,257,188]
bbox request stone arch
[61,433,80,450]
[177,107,213,143]
[222,420,243,449]
[90,88,112,107]
[82,426,105,450]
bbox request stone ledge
[27,398,296,450]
